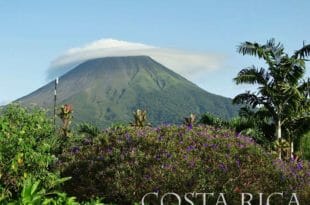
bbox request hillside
[18,56,239,127]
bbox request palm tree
[233,39,310,159]
[282,82,310,158]
[230,106,274,148]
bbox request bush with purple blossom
[60,125,310,204]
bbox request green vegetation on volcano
[18,56,239,127]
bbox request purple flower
[125,133,131,141]
[189,160,196,168]
[166,153,172,159]
[107,147,112,154]
[71,146,80,154]
[211,144,218,149]
[187,124,193,130]
[297,162,303,170]
[219,163,227,172]
[280,174,286,182]
[186,145,195,152]
[236,159,240,168]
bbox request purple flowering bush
[59,125,310,204]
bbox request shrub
[60,125,310,204]
[78,123,101,138]
[199,113,228,128]
[0,104,60,198]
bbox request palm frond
[254,107,272,121]
[233,92,260,108]
[238,106,256,118]
[234,66,269,85]
[298,78,310,98]
[237,39,282,66]
[293,43,310,58]
[237,41,262,57]
[266,38,284,53]
[289,59,305,83]
[266,38,276,48]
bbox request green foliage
[229,107,273,147]
[200,111,271,148]
[78,123,100,138]
[199,112,228,127]
[59,125,310,204]
[0,104,60,198]
[80,199,105,205]
[5,178,106,205]
[1,103,309,204]
[300,131,310,160]
[6,177,78,205]
[234,39,310,158]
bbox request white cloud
[47,38,227,83]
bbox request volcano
[18,56,239,127]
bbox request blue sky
[0,0,309,105]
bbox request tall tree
[233,39,310,159]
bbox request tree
[233,39,310,159]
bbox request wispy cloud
[47,39,227,83]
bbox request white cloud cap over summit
[48,38,227,83]
[66,39,154,53]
